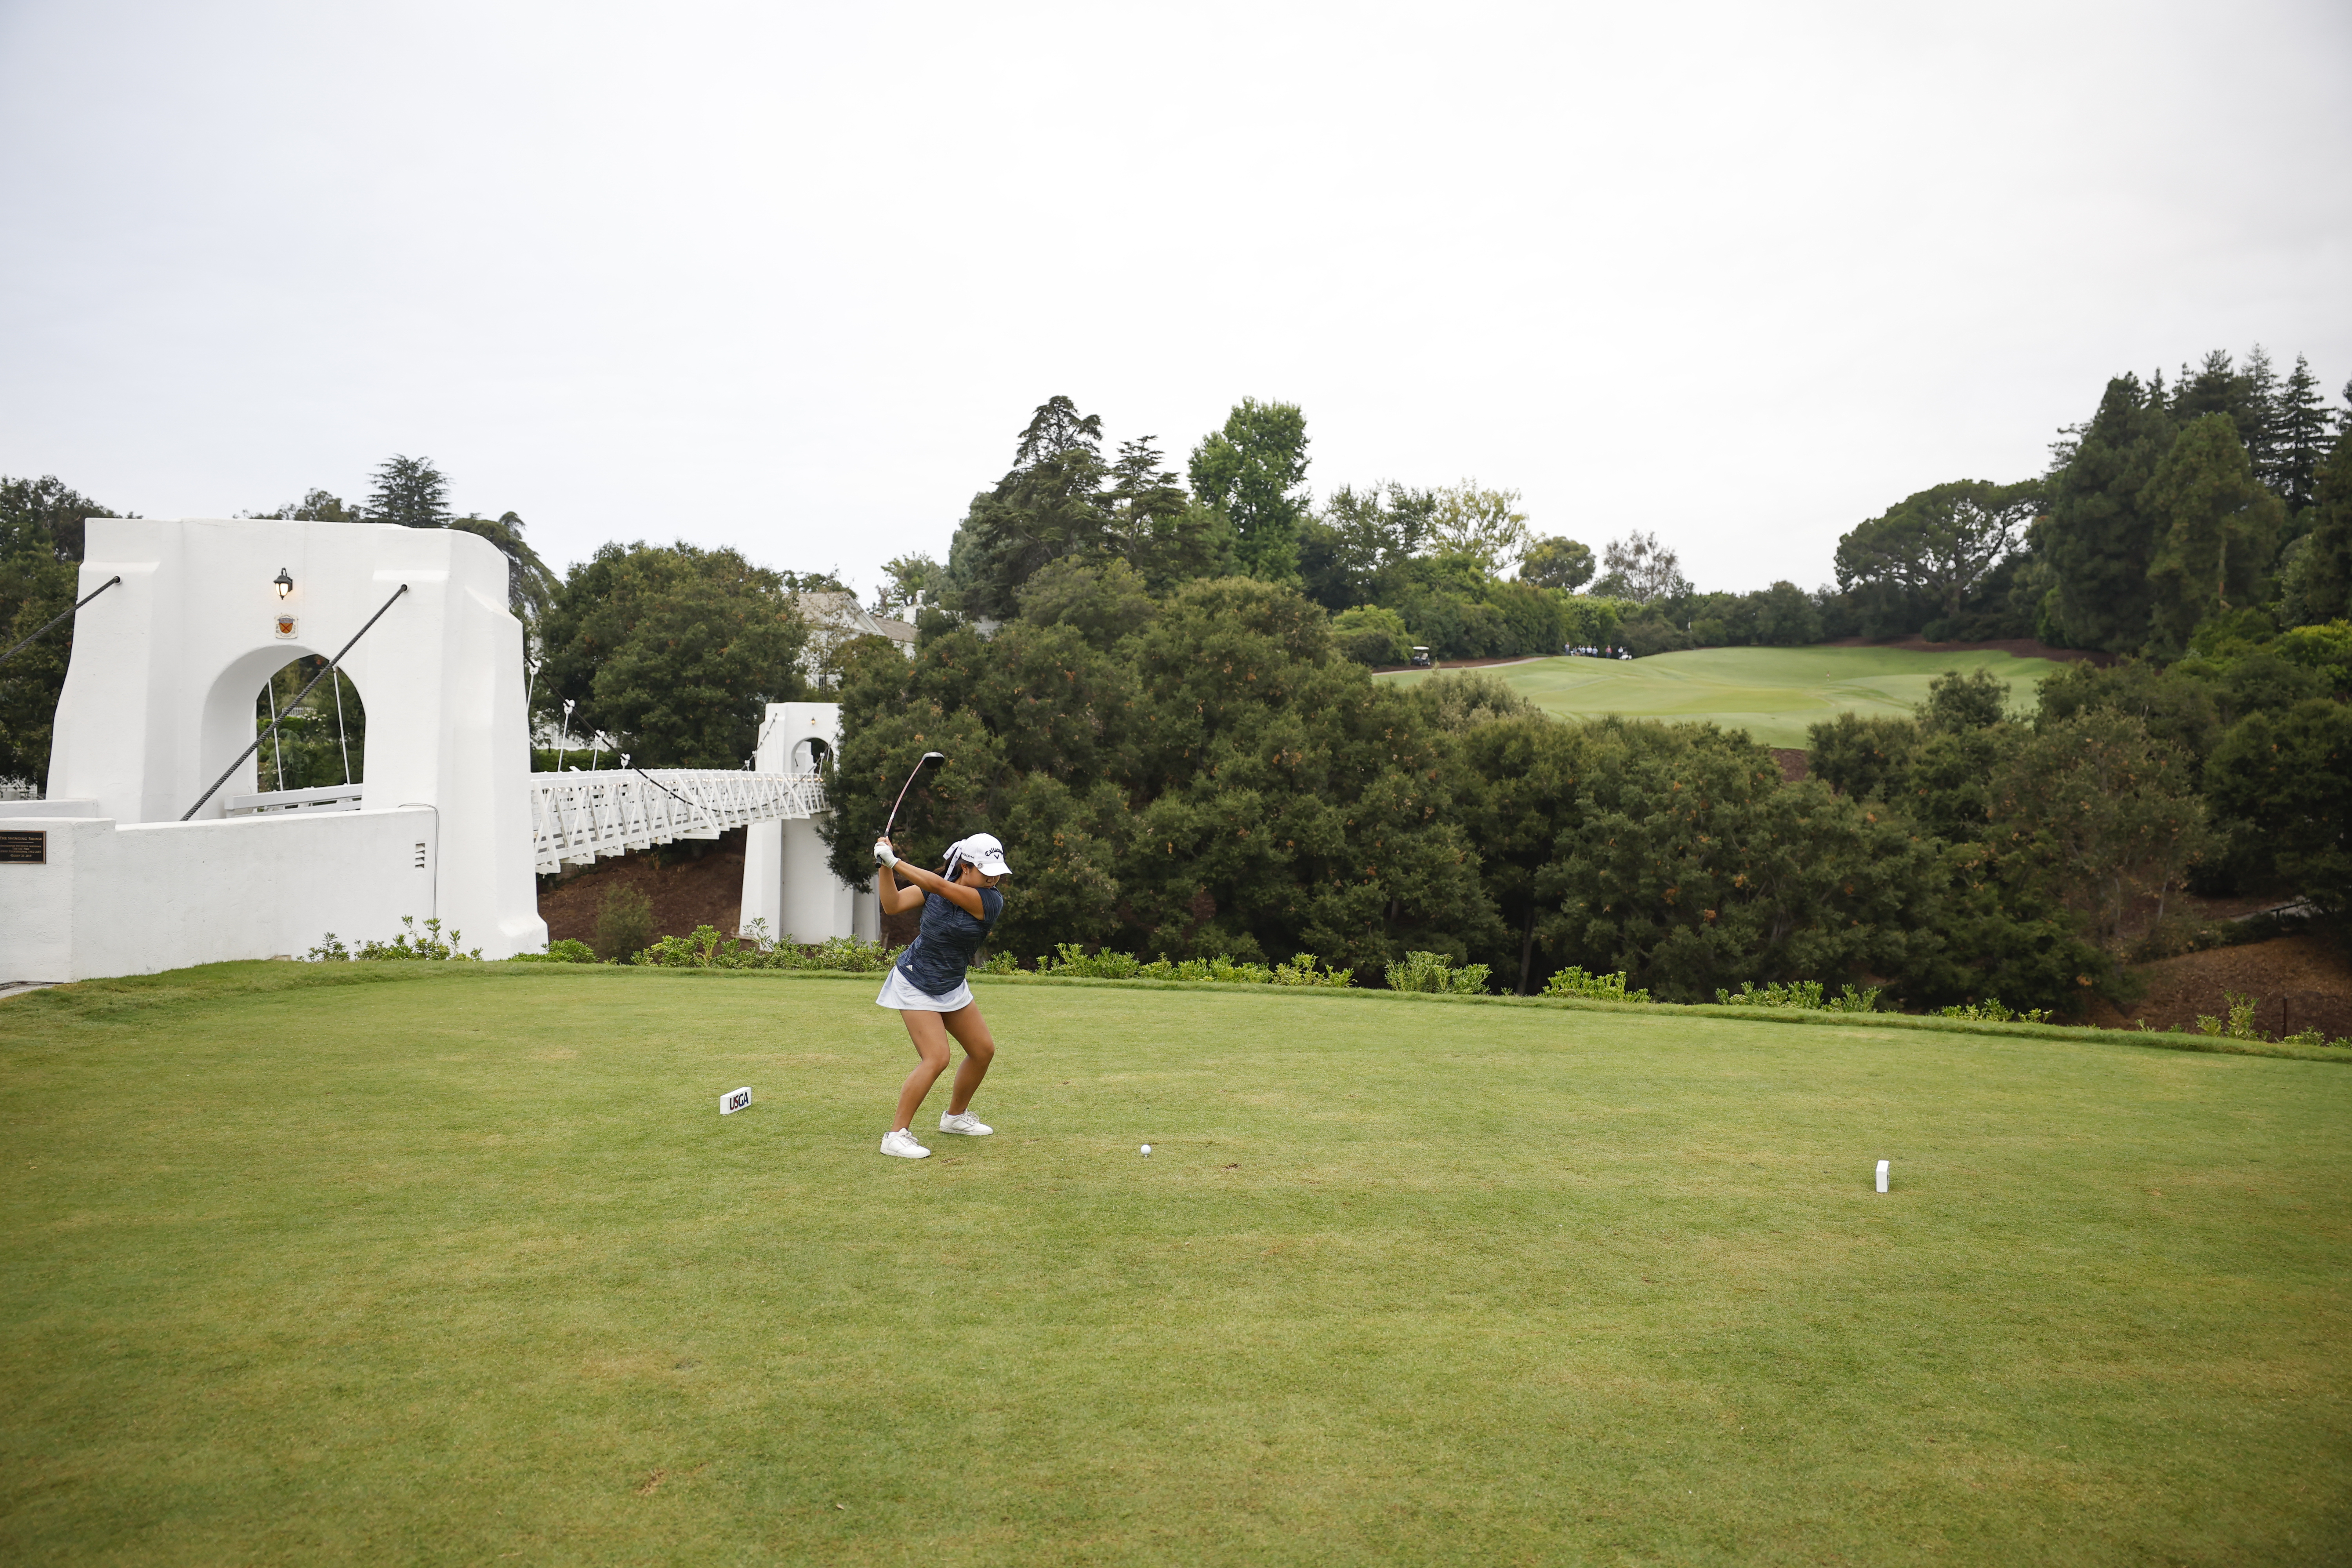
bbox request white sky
[3,0,2348,598]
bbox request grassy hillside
[1377,646,2068,748]
[3,965,2346,1565]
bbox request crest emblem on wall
[274,615,297,639]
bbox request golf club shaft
[882,755,941,840]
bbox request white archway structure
[740,702,879,944]
[0,518,544,978]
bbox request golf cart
[1408,646,1433,668]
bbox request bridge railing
[530,769,828,873]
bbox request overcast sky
[4,0,2348,599]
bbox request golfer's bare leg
[941,1004,996,1116]
[894,1010,953,1131]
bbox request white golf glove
[873,838,898,868]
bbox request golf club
[882,751,947,841]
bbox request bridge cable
[180,584,409,821]
[0,575,121,669]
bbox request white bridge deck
[215,769,831,874]
[529,770,827,873]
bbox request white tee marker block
[721,1087,753,1115]
[1875,1159,1890,1193]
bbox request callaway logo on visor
[944,834,1013,878]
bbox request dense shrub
[1330,604,1412,666]
[1384,951,1492,993]
[1714,979,1883,1013]
[1539,966,1651,1002]
[633,925,904,971]
[592,884,656,963]
[512,938,598,963]
[1544,718,1945,1003]
[306,917,482,962]
[1033,945,1354,985]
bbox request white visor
[955,832,1012,878]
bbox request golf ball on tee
[1140,1144,1152,1156]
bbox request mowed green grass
[1378,646,2067,748]
[3,966,2347,1566]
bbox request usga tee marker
[1875,1159,1890,1193]
[721,1087,753,1115]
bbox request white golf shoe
[938,1111,994,1137]
[880,1127,931,1159]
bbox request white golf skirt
[875,967,974,1013]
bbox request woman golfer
[871,831,1010,1159]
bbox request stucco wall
[0,808,441,981]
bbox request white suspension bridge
[226,769,831,874]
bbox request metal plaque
[0,830,47,865]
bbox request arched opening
[252,656,367,792]
[791,736,832,773]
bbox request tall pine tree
[2142,415,2284,652]
[2241,344,2281,486]
[363,455,453,528]
[2282,432,2351,626]
[2040,376,2176,652]
[2272,356,2331,515]
[943,397,1114,619]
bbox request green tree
[1806,712,1918,802]
[1591,530,1691,604]
[1015,555,1156,650]
[2,474,114,563]
[1427,482,1529,575]
[2143,414,2284,653]
[0,476,116,786]
[1446,711,1585,992]
[2279,434,2350,626]
[2270,355,2331,514]
[1992,710,2208,947]
[1188,398,1310,583]
[2169,348,2263,431]
[1918,666,2011,731]
[253,488,359,521]
[535,542,811,766]
[2040,376,2176,651]
[2239,345,2281,487]
[1408,668,1534,732]
[1517,534,1595,592]
[1559,594,1630,652]
[947,396,1113,619]
[1806,701,2118,1011]
[1329,603,1411,666]
[338,458,550,624]
[874,553,944,616]
[2035,657,2222,770]
[2203,698,2352,918]
[1544,718,1946,1002]
[448,511,559,621]
[1300,483,1434,610]
[1103,437,1235,592]
[1834,479,2040,635]
[1744,581,1824,646]
[363,455,453,528]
